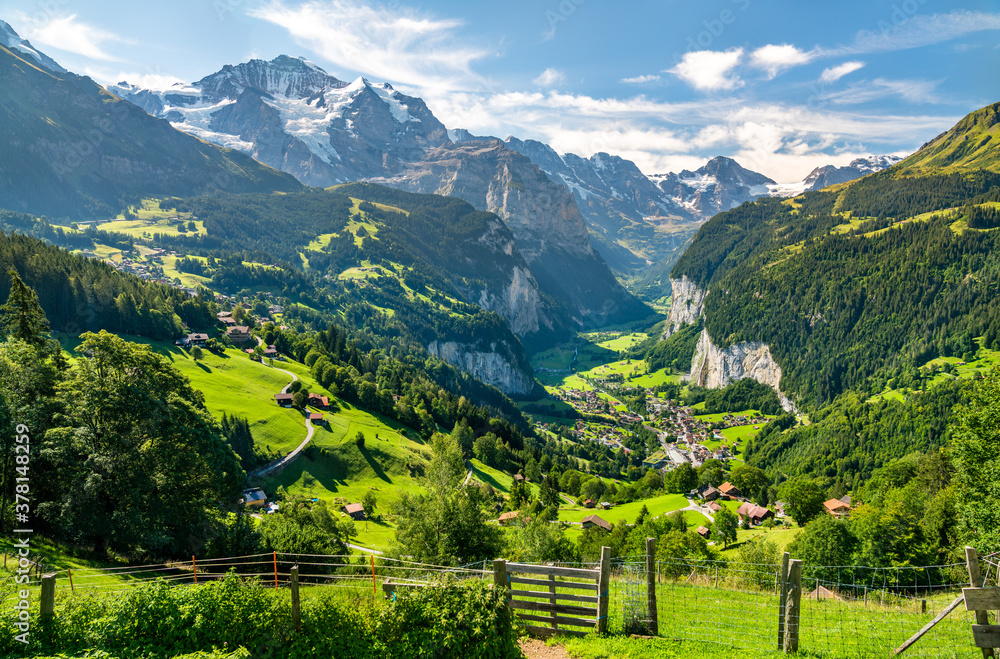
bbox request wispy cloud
[249,0,491,92]
[668,48,744,92]
[835,10,1000,55]
[532,68,565,87]
[820,61,865,83]
[14,13,126,61]
[620,74,661,84]
[819,78,943,105]
[750,44,815,79]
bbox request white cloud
[820,61,865,83]
[249,0,491,93]
[620,74,661,84]
[668,49,744,91]
[750,44,814,79]
[15,13,126,61]
[837,10,1000,55]
[532,68,565,87]
[433,83,952,183]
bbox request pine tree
[1,269,53,353]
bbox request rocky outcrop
[689,329,797,412]
[477,266,543,336]
[662,276,707,337]
[426,340,535,396]
[377,140,649,332]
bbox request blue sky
[2,0,999,181]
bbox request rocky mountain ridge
[109,56,647,335]
[110,54,904,284]
[799,155,904,192]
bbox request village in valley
[530,327,777,471]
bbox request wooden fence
[493,546,611,638]
[963,546,998,659]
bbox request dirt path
[519,638,570,659]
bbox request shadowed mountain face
[0,45,301,219]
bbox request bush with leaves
[0,573,520,659]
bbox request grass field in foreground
[559,579,978,658]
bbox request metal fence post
[784,559,803,654]
[291,565,301,631]
[777,552,790,650]
[40,573,56,623]
[597,547,611,635]
[646,537,658,636]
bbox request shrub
[1,573,521,659]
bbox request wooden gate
[493,546,610,638]
[964,546,999,658]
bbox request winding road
[248,352,316,479]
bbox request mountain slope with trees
[654,101,1000,489]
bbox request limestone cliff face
[477,266,544,336]
[378,140,649,332]
[689,328,797,412]
[663,276,707,337]
[426,340,535,396]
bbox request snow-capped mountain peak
[109,55,449,186]
[0,19,65,73]
[193,55,347,101]
[848,154,903,174]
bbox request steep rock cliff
[427,340,536,396]
[376,140,649,332]
[662,276,708,337]
[689,329,797,412]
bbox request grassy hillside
[123,337,309,455]
[894,101,1000,174]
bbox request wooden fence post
[777,552,790,651]
[966,546,996,659]
[646,537,659,636]
[784,559,803,653]
[40,573,56,623]
[493,559,508,596]
[290,565,301,631]
[597,547,611,635]
[548,574,558,629]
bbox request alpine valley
[1,15,1000,655]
